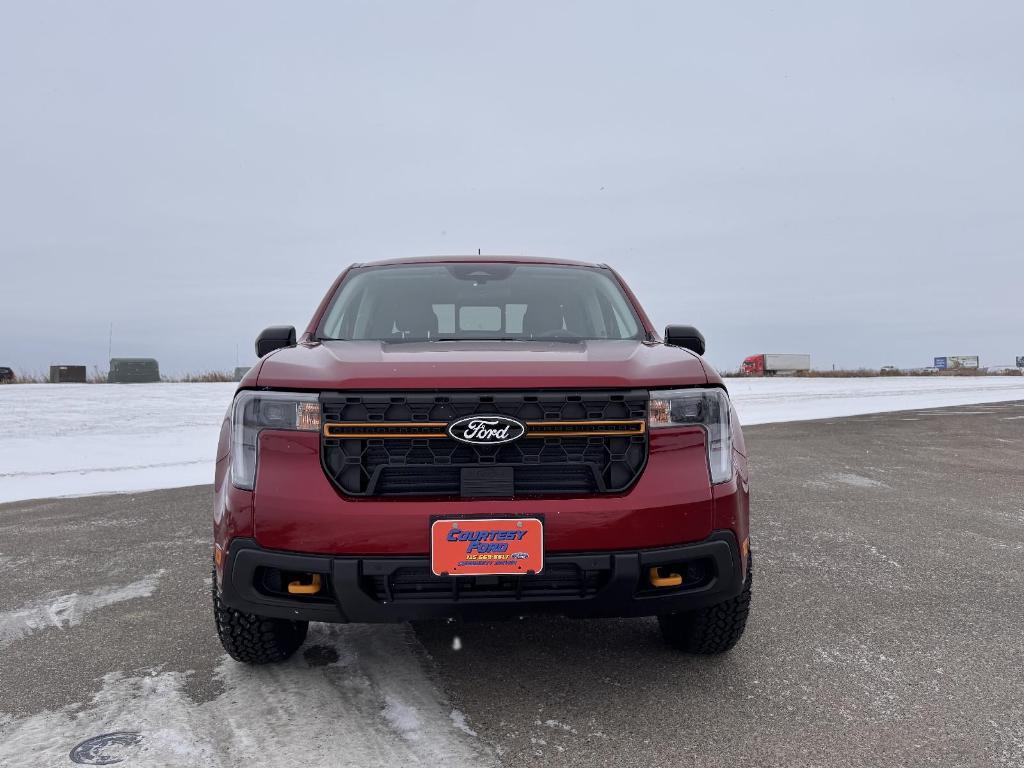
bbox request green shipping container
[108,358,160,383]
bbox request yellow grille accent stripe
[322,419,647,439]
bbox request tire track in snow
[0,624,493,767]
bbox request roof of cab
[356,255,603,268]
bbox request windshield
[317,263,644,342]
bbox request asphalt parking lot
[2,402,1022,767]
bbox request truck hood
[255,339,711,390]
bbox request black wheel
[212,571,308,664]
[658,554,752,654]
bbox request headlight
[230,391,321,490]
[648,388,733,484]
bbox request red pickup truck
[212,257,751,663]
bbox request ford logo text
[446,415,527,445]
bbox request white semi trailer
[742,353,812,376]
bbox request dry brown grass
[722,369,883,378]
[175,370,236,383]
[1,371,48,384]
[794,369,905,378]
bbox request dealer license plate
[430,518,544,576]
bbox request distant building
[108,358,160,383]
[49,365,87,383]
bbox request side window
[580,291,609,338]
[323,285,364,338]
[433,304,455,334]
[595,292,623,338]
[351,293,381,338]
[609,300,635,336]
[505,304,527,333]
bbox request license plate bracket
[430,517,544,576]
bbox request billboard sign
[933,357,947,370]
[948,355,979,370]
[1016,356,1024,368]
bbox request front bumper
[218,531,745,623]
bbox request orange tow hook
[287,573,322,595]
[648,567,683,588]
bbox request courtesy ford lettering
[447,528,529,554]
[446,529,529,542]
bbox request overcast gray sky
[1,1,1021,375]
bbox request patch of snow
[0,624,490,767]
[450,709,477,737]
[382,694,423,741]
[829,472,889,489]
[0,553,30,571]
[543,719,576,733]
[866,546,901,569]
[0,572,162,645]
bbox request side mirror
[664,325,705,355]
[255,326,296,357]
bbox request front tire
[658,555,752,654]
[212,573,308,664]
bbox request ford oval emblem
[446,414,527,445]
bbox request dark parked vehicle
[49,365,86,383]
[0,366,14,383]
[108,358,160,383]
[212,257,751,664]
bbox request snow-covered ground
[2,376,1024,504]
[0,383,236,504]
[724,375,1024,424]
[0,622,492,767]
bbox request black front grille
[320,390,649,498]
[362,563,608,602]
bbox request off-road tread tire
[658,554,752,654]
[212,570,308,664]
